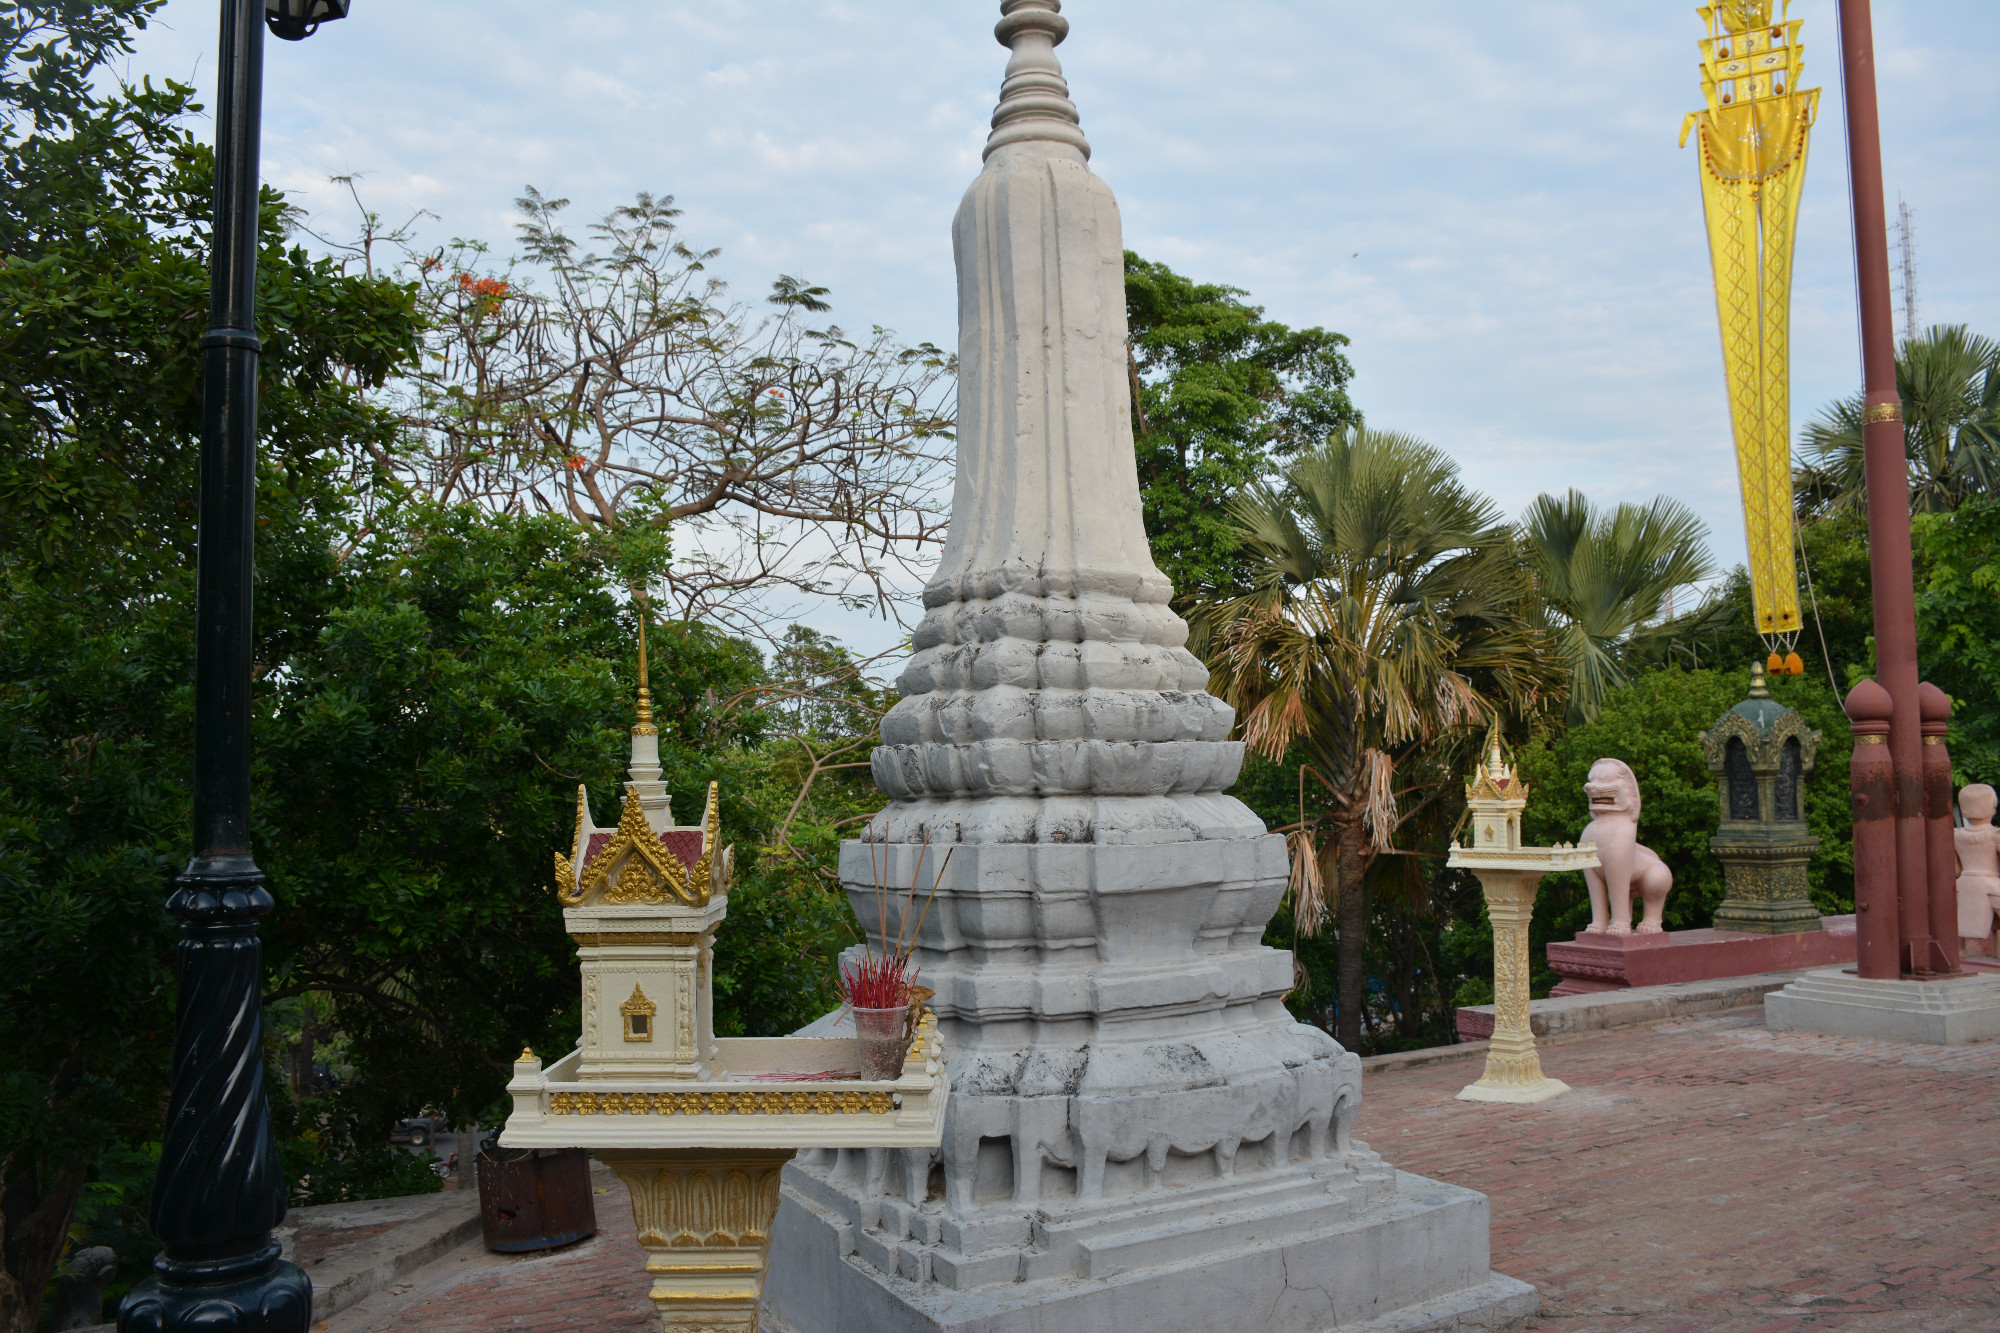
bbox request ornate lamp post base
[119,1248,312,1333]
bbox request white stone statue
[1956,783,2000,947]
[1579,757,1674,935]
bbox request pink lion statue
[1579,758,1673,935]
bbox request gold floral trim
[548,1089,895,1116]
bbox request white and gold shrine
[503,612,945,1333]
[557,775,728,1082]
[1448,725,1598,1105]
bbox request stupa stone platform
[325,1012,2000,1333]
[1547,913,1857,995]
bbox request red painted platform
[1546,915,1857,995]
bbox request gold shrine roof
[1465,769,1527,804]
[554,780,724,908]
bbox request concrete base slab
[1547,916,1855,996]
[1456,1077,1569,1105]
[1764,968,2000,1045]
[274,1188,482,1321]
[761,1168,1534,1333]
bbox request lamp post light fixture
[265,0,348,41]
[118,3,346,1331]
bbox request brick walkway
[1358,1014,2000,1332]
[321,1165,654,1333]
[328,1015,1998,1331]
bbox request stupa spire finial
[985,0,1090,161]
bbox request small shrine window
[1725,738,1758,821]
[1775,737,1802,822]
[621,983,657,1043]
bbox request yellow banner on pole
[1681,1,1818,641]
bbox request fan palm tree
[1520,489,1715,723]
[1795,324,2000,517]
[1198,426,1559,1050]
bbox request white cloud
[121,0,2000,660]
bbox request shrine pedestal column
[1458,870,1569,1104]
[599,1148,792,1333]
[1447,728,1597,1104]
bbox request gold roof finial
[633,591,658,737]
[1484,716,1507,780]
[1466,715,1526,805]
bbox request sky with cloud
[119,1,1999,657]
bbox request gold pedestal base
[1456,1075,1571,1104]
[1457,1029,1569,1103]
[599,1148,792,1333]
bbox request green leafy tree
[1520,489,1714,722]
[1913,499,2000,784]
[1796,324,2000,517]
[1639,504,1882,692]
[373,188,957,636]
[0,17,419,1331]
[706,626,893,1038]
[1199,426,1560,1049]
[1125,252,1357,603]
[256,506,767,1135]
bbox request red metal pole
[1835,0,1940,976]
[1919,684,1961,974]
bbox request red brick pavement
[1356,1014,2000,1332]
[335,1015,1997,1331]
[326,1171,654,1333]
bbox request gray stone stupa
[761,5,1534,1329]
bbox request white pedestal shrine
[504,623,946,1333]
[1448,734,1598,1104]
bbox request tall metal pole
[1835,0,1947,979]
[120,4,310,1330]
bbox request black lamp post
[119,3,347,1331]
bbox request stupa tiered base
[1548,915,1856,995]
[1764,968,2000,1045]
[763,1155,1535,1333]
